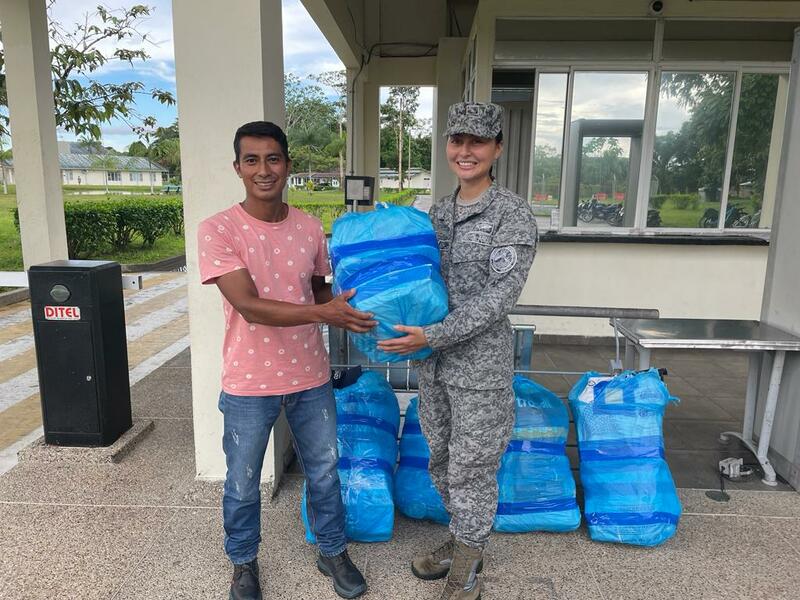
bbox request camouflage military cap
[444,102,503,139]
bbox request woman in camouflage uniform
[378,102,538,600]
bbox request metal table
[614,318,800,486]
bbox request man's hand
[376,325,429,355]
[317,289,377,333]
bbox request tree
[532,144,564,199]
[149,137,180,180]
[144,120,180,181]
[127,140,148,157]
[0,134,10,194]
[0,2,175,140]
[310,71,347,184]
[381,87,419,190]
[284,74,340,179]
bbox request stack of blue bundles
[329,204,449,362]
[301,371,400,542]
[394,397,450,524]
[568,369,682,546]
[494,375,581,533]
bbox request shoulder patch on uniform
[490,246,517,274]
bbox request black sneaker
[317,550,367,599]
[230,558,262,600]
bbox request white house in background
[288,171,341,188]
[2,141,168,187]
[379,167,432,190]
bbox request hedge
[13,196,183,259]
[290,202,348,222]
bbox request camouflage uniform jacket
[419,182,538,390]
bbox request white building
[288,171,341,188]
[3,154,169,187]
[379,167,432,190]
[3,152,168,188]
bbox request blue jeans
[218,381,346,564]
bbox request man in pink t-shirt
[198,121,374,600]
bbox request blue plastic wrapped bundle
[301,371,400,542]
[329,204,449,362]
[394,397,450,524]
[494,375,581,533]
[568,369,682,546]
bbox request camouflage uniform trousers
[418,376,515,550]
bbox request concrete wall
[756,28,800,489]
[516,243,769,337]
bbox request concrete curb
[121,254,186,273]
[17,419,155,465]
[0,287,29,307]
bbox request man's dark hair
[233,121,291,162]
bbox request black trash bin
[28,260,132,446]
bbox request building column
[172,0,288,484]
[756,27,800,489]
[432,38,468,203]
[345,69,380,202]
[471,5,495,103]
[0,0,67,267]
[346,67,366,176]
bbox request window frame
[500,36,789,236]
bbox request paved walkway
[0,272,189,475]
[2,280,800,598]
[1,346,799,599]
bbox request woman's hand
[376,325,429,355]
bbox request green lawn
[656,199,717,228]
[287,188,343,203]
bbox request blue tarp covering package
[394,397,450,524]
[568,369,682,546]
[329,204,449,362]
[301,371,400,542]
[495,375,581,533]
[394,377,580,533]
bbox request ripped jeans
[218,381,346,564]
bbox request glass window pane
[563,72,648,229]
[648,72,734,228]
[726,73,784,229]
[531,73,568,230]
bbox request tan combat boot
[411,536,484,582]
[439,540,483,600]
[411,535,454,580]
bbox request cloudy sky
[44,0,433,150]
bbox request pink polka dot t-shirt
[198,203,331,395]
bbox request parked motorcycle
[732,209,762,228]
[577,198,623,224]
[698,204,746,228]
